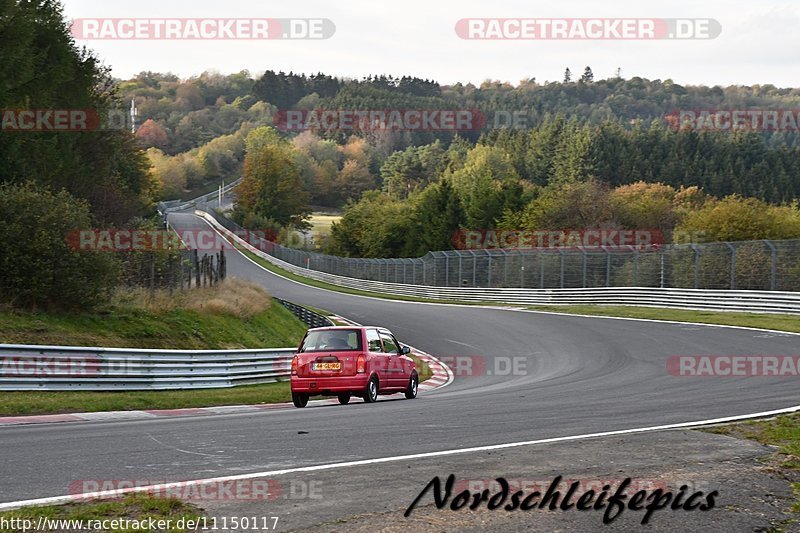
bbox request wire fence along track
[200,212,800,314]
[0,344,296,391]
[199,209,800,293]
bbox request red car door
[379,331,406,388]
[365,328,390,390]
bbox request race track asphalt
[0,212,797,529]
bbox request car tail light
[291,356,298,375]
[356,354,366,373]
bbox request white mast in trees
[130,99,137,134]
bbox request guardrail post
[604,247,611,287]
[445,253,450,287]
[660,250,665,288]
[559,250,565,289]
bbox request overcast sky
[62,0,798,87]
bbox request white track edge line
[2,403,798,511]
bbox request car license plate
[313,362,341,371]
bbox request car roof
[308,326,390,332]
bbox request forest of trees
[223,121,800,260]
[0,0,158,308]
[0,2,154,224]
[126,68,800,155]
[125,68,800,210]
[3,0,800,298]
[121,67,800,260]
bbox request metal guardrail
[201,212,800,315]
[0,344,296,391]
[274,298,334,329]
[157,178,243,218]
[200,208,800,293]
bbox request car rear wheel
[363,376,379,403]
[405,372,418,399]
[337,392,351,405]
[292,392,309,408]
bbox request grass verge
[0,280,307,416]
[0,281,307,350]
[0,276,436,415]
[524,305,800,334]
[0,382,290,417]
[410,355,433,382]
[0,494,203,533]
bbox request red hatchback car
[290,326,419,408]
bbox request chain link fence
[203,209,800,292]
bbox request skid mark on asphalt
[146,434,230,459]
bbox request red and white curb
[415,349,453,392]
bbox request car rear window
[300,329,363,352]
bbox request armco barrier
[199,211,800,315]
[0,344,296,391]
[157,178,242,218]
[274,298,334,328]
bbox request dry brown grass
[114,278,271,318]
